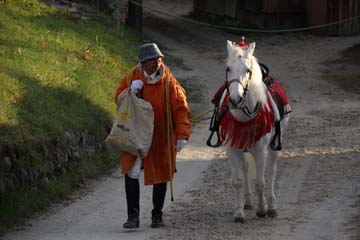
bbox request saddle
[261,63,292,120]
[207,63,291,150]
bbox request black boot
[151,182,167,228]
[123,174,140,229]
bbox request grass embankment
[0,0,143,230]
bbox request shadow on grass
[0,65,118,232]
[0,65,112,143]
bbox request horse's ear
[247,42,256,56]
[227,40,234,53]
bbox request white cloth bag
[105,88,154,158]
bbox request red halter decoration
[237,36,249,49]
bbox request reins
[226,64,261,119]
[226,69,252,97]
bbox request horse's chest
[219,103,274,149]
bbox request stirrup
[270,121,282,151]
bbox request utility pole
[115,0,121,32]
[126,0,143,32]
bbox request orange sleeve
[114,74,130,105]
[170,75,192,140]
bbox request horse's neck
[231,59,264,122]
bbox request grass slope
[0,0,144,231]
[0,0,142,141]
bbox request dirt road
[4,0,360,239]
[141,1,360,239]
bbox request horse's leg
[252,145,268,218]
[267,116,289,217]
[226,147,246,223]
[243,153,253,210]
[267,149,279,218]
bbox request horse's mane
[249,56,267,105]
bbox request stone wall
[0,131,106,196]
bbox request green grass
[0,0,146,231]
[0,0,142,142]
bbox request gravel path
[142,1,360,239]
[3,1,359,239]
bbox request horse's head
[226,40,257,108]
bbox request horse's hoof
[256,211,267,218]
[267,209,278,218]
[234,217,245,223]
[244,204,253,210]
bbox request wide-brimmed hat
[138,43,164,63]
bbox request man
[115,43,191,229]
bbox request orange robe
[115,64,191,185]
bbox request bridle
[225,65,260,118]
[226,69,252,97]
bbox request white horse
[220,40,290,223]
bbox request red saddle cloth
[219,94,274,149]
[267,79,292,117]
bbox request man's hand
[176,139,187,152]
[130,80,143,93]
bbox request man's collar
[140,64,164,84]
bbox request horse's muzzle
[229,96,242,108]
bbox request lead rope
[165,67,175,201]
